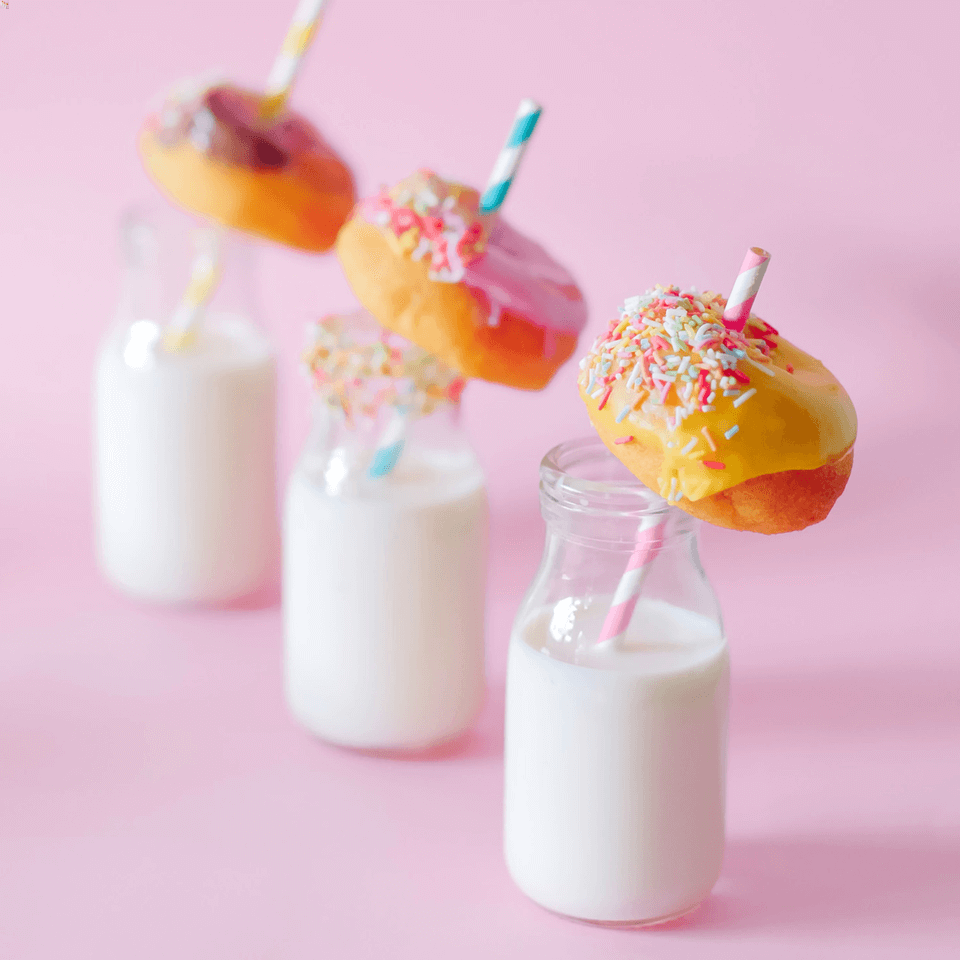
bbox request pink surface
[1,1,959,957]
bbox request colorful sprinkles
[578,284,781,502]
[361,170,489,283]
[303,313,465,426]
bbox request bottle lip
[540,435,694,526]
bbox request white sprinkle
[666,441,674,448]
[747,357,777,377]
[669,477,677,501]
[724,425,740,439]
[590,387,604,399]
[702,404,715,412]
[732,387,757,408]
[677,356,691,375]
[623,295,642,311]
[674,488,684,502]
[681,437,698,454]
[723,389,740,397]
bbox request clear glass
[283,312,489,752]
[504,436,728,926]
[518,434,722,653]
[93,203,278,604]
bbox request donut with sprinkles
[579,286,857,534]
[336,170,588,391]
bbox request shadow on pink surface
[668,834,960,935]
[288,680,508,766]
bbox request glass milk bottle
[283,311,488,751]
[504,436,728,926]
[94,205,278,604]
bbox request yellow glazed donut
[139,82,355,252]
[336,170,588,391]
[579,286,857,534]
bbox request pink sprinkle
[786,363,794,373]
[660,382,672,403]
[614,436,634,444]
[728,368,751,384]
[703,460,726,469]
[598,386,613,410]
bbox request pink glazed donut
[335,170,587,390]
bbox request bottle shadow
[662,833,960,936]
[331,681,507,765]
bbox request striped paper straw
[164,229,222,350]
[596,515,667,646]
[722,247,771,332]
[261,0,329,118]
[166,1,328,343]
[478,98,543,215]
[368,412,407,479]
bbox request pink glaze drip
[463,219,587,337]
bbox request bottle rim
[539,436,696,529]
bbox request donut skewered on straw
[337,99,588,391]
[579,252,856,535]
[142,0,352,351]
[139,0,353,256]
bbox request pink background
[2,1,959,956]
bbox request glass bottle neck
[298,397,478,497]
[118,203,261,332]
[513,436,723,658]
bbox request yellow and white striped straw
[166,0,329,350]
[164,229,223,350]
[261,0,329,119]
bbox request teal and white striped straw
[368,411,407,479]
[478,98,543,215]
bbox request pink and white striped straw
[722,246,771,332]
[596,515,668,646]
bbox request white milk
[94,316,278,603]
[283,448,488,750]
[504,598,729,925]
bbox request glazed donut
[579,286,857,534]
[139,81,355,252]
[335,170,587,391]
